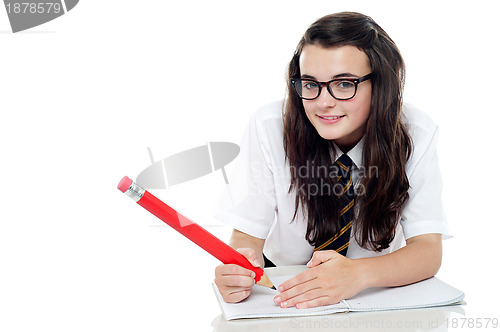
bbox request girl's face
[299,44,372,152]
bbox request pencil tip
[256,272,275,289]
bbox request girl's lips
[317,114,345,124]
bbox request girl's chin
[315,130,358,151]
[314,129,342,141]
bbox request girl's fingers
[224,289,252,303]
[215,263,255,279]
[275,288,325,308]
[306,250,337,267]
[236,248,261,267]
[214,262,257,303]
[217,272,255,288]
[214,247,262,303]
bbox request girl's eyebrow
[300,73,360,80]
[332,72,359,79]
[300,74,317,80]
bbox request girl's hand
[273,250,367,309]
[214,248,261,303]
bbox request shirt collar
[332,137,364,169]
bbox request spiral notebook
[213,266,464,320]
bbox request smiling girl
[214,12,451,309]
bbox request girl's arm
[358,233,442,288]
[274,233,442,309]
[214,229,266,303]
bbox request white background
[1,1,499,331]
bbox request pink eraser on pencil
[117,176,133,193]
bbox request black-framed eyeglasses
[290,73,373,101]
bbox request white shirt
[216,101,452,265]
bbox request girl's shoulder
[252,100,285,123]
[244,101,287,165]
[248,100,286,140]
[402,103,440,176]
[402,103,439,139]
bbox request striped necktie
[314,154,354,256]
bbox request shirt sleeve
[400,125,453,240]
[214,109,277,239]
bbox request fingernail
[274,296,281,304]
[278,286,283,292]
[253,259,260,267]
[251,272,256,279]
[281,301,287,308]
[306,260,312,267]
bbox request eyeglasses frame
[290,73,373,101]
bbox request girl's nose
[316,86,337,109]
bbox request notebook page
[213,273,348,320]
[345,277,464,311]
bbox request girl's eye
[334,81,355,89]
[303,81,319,90]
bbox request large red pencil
[117,176,274,289]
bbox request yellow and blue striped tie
[314,154,354,256]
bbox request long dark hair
[283,12,412,251]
